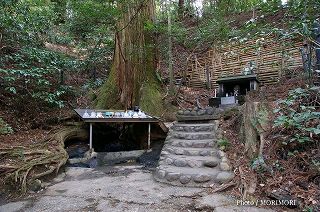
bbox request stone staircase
[154,120,234,187]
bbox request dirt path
[0,165,274,212]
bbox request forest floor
[0,164,275,212]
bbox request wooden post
[89,123,93,149]
[148,123,151,150]
[206,65,211,90]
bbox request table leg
[90,123,93,149]
[148,123,151,150]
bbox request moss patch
[140,79,164,117]
[95,67,122,109]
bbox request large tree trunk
[96,0,164,115]
[115,0,155,109]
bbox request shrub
[273,87,320,145]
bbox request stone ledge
[176,115,220,122]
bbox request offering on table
[105,112,113,117]
[90,111,96,118]
[132,112,139,118]
[128,111,133,117]
[123,111,130,118]
[96,112,103,118]
[83,110,90,118]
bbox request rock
[194,126,201,132]
[194,174,211,183]
[193,134,201,139]
[68,158,83,164]
[214,108,224,115]
[41,182,51,188]
[174,133,182,139]
[199,150,210,156]
[205,106,215,115]
[165,148,174,153]
[183,110,191,115]
[29,179,42,192]
[220,162,231,171]
[166,172,180,182]
[193,142,206,148]
[221,157,228,163]
[183,126,190,131]
[87,157,98,168]
[160,151,169,156]
[190,111,197,116]
[202,134,212,139]
[197,109,206,116]
[175,149,184,155]
[204,158,220,167]
[210,150,218,156]
[174,126,183,131]
[179,175,191,184]
[193,107,199,111]
[187,160,202,168]
[177,110,184,115]
[185,141,193,147]
[158,160,165,165]
[179,141,188,147]
[187,160,197,168]
[207,142,214,147]
[174,159,187,167]
[165,158,174,165]
[215,172,234,183]
[218,150,225,158]
[157,170,166,179]
[185,150,198,156]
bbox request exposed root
[0,127,88,194]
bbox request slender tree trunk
[167,1,174,96]
[178,0,184,17]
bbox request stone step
[167,139,216,148]
[171,132,215,140]
[159,155,221,168]
[171,123,217,132]
[161,146,219,157]
[154,165,234,187]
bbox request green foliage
[0,118,13,135]
[217,138,230,150]
[251,156,268,172]
[0,0,56,46]
[66,0,118,39]
[273,87,320,145]
[272,159,284,171]
[0,47,81,107]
